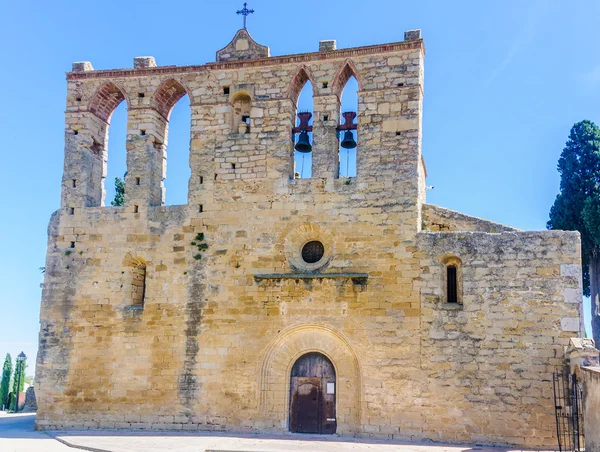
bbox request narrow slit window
[135,177,141,185]
[72,179,77,188]
[134,205,139,213]
[447,266,458,303]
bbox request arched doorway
[289,352,336,434]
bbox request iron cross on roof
[236,2,255,29]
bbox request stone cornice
[66,40,424,80]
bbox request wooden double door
[289,352,336,434]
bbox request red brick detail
[332,60,362,99]
[67,40,424,81]
[88,82,126,123]
[153,79,188,120]
[288,66,314,107]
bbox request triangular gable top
[216,29,270,62]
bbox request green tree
[10,357,26,410]
[111,173,126,206]
[0,354,12,410]
[548,120,600,344]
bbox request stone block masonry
[35,27,584,449]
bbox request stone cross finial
[236,2,254,29]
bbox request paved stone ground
[0,413,553,452]
[0,412,73,452]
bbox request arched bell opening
[292,80,314,179]
[338,76,358,178]
[289,352,337,434]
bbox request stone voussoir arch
[258,323,362,434]
[151,77,192,121]
[287,65,316,108]
[331,59,363,99]
[88,80,130,123]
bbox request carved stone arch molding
[258,324,362,434]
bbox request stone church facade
[36,28,584,448]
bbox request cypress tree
[548,120,600,343]
[10,357,26,410]
[0,354,11,410]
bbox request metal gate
[553,369,585,452]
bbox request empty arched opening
[338,76,358,178]
[89,82,128,207]
[154,79,191,206]
[289,352,336,434]
[293,80,314,179]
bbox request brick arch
[331,60,362,99]
[88,81,128,123]
[152,78,190,120]
[288,65,315,108]
[258,324,362,434]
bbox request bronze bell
[294,130,312,153]
[340,130,357,149]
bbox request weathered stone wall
[35,30,584,449]
[422,204,517,233]
[582,367,600,452]
[417,231,582,447]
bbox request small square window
[323,114,329,122]
[242,115,250,124]
[322,81,328,89]
[135,177,141,185]
[69,207,75,215]
[223,86,230,95]
[76,97,82,102]
[70,242,75,248]
[138,93,145,98]
[73,130,78,135]
[140,130,146,136]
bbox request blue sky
[1,0,599,375]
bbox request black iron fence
[553,369,585,452]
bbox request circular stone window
[302,241,325,264]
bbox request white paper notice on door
[327,382,335,394]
